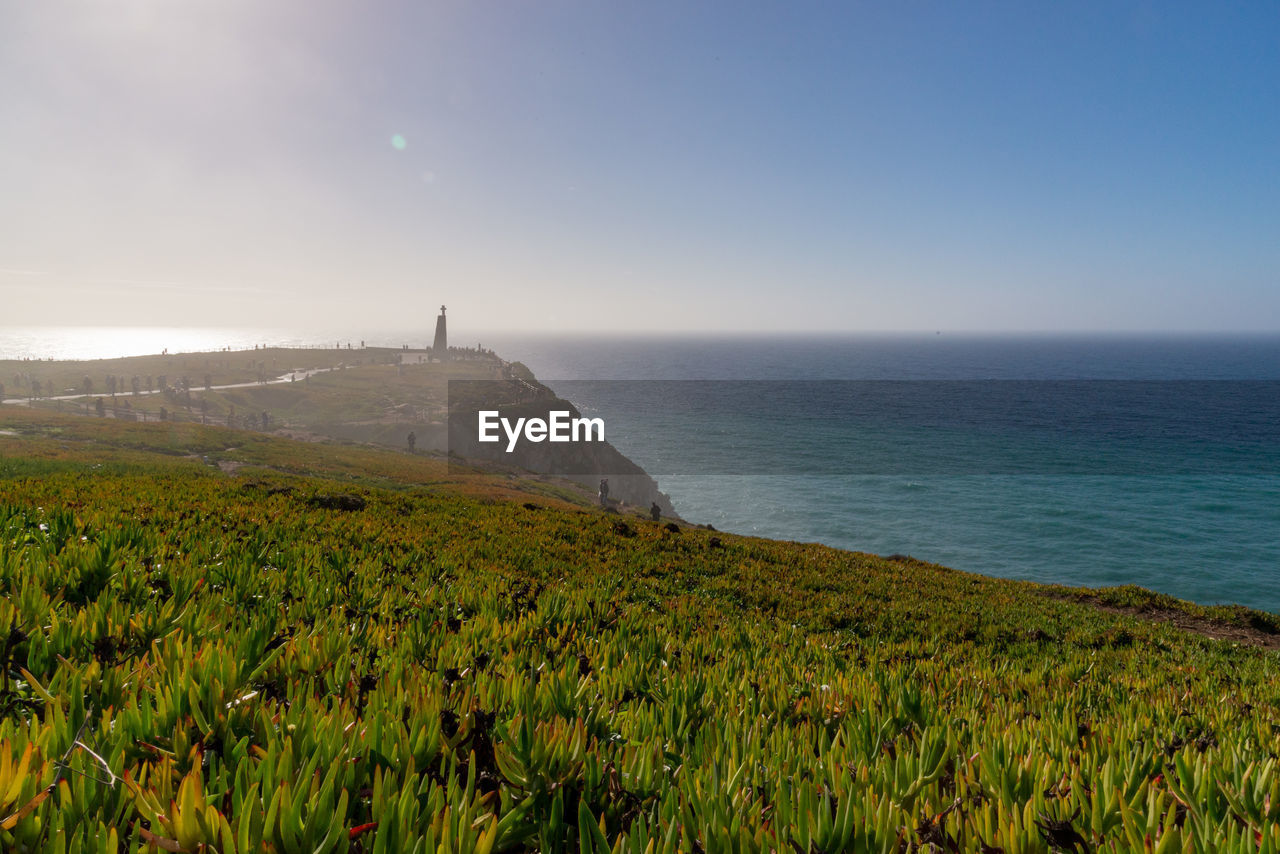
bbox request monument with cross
[432,304,448,361]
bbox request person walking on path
[598,478,610,507]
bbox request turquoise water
[485,334,1280,613]
[4,328,1278,612]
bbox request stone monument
[432,305,448,361]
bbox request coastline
[5,334,1280,612]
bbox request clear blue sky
[2,1,1277,332]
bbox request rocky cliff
[445,374,677,517]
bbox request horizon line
[4,324,1280,337]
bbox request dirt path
[1062,594,1280,650]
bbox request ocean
[4,327,1278,613]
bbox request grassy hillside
[1,411,1278,852]
[3,346,405,398]
[6,351,499,447]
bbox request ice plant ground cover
[0,410,1278,852]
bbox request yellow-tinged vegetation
[0,409,1278,852]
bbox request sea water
[4,328,1278,612]
[488,333,1280,613]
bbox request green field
[1,408,1278,852]
[3,347,407,399]
[3,350,508,445]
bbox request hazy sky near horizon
[3,1,1278,333]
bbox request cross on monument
[433,303,449,360]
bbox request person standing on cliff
[599,478,609,507]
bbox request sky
[2,1,1278,333]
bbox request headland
[0,339,677,517]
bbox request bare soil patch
[1071,595,1280,651]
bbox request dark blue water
[485,334,1280,612]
